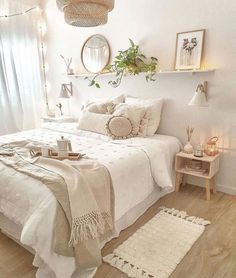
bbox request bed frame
[0,212,34,254]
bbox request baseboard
[216,184,236,196]
[187,177,236,195]
[189,183,236,196]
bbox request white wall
[43,0,236,194]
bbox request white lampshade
[59,83,72,98]
[188,90,208,107]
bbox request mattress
[0,123,181,277]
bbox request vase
[183,141,194,154]
[66,67,74,75]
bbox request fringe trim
[103,254,154,278]
[69,211,113,246]
[159,207,211,226]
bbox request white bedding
[0,123,181,278]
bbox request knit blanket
[0,140,113,270]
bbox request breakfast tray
[30,150,85,161]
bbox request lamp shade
[57,0,114,27]
[188,91,208,107]
[59,84,71,98]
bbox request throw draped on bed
[0,140,113,270]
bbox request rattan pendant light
[56,0,114,27]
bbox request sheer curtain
[0,0,43,135]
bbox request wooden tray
[30,151,85,161]
[49,152,85,161]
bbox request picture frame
[174,29,205,70]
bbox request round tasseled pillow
[106,116,135,140]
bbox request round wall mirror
[81,34,110,74]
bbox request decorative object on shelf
[59,82,73,98]
[194,144,204,157]
[82,34,110,74]
[56,0,114,27]
[86,38,158,88]
[175,29,205,70]
[204,136,219,156]
[189,82,208,106]
[183,126,194,154]
[60,55,74,75]
[56,103,63,116]
[186,159,203,172]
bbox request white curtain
[0,0,43,135]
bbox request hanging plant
[85,39,158,88]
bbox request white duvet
[0,123,181,278]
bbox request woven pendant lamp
[56,0,114,27]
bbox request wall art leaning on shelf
[175,29,205,70]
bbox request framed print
[175,29,205,70]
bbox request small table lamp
[188,82,208,106]
[57,82,73,115]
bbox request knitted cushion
[106,116,135,140]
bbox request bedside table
[41,116,77,123]
[175,152,220,200]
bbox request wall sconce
[57,82,73,116]
[59,82,73,98]
[188,81,208,107]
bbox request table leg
[182,175,187,187]
[211,176,216,194]
[205,179,211,201]
[175,173,183,192]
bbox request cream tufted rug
[103,207,210,278]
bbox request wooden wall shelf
[65,69,216,78]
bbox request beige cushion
[87,101,116,114]
[83,94,125,114]
[106,116,135,140]
[113,103,148,136]
[125,97,164,136]
[77,111,112,134]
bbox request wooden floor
[0,184,236,278]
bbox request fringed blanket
[0,141,113,270]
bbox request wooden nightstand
[41,116,77,123]
[175,152,220,200]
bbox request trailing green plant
[84,74,101,88]
[86,39,158,88]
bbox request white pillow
[113,103,148,136]
[77,111,112,135]
[125,97,163,136]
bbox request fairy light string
[0,7,38,19]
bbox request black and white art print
[175,29,205,70]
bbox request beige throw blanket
[0,141,113,270]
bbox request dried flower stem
[60,54,72,73]
[186,126,194,141]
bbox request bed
[0,122,181,278]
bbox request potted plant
[85,39,158,88]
